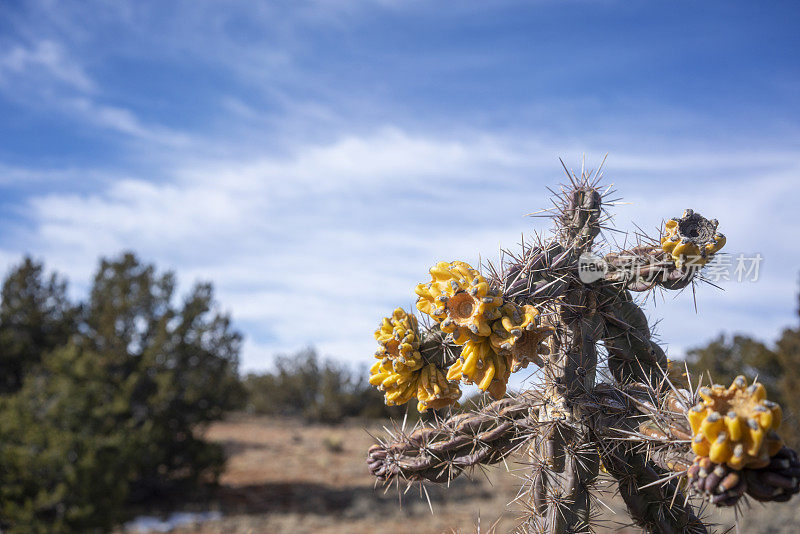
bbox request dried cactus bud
[688,447,800,506]
[687,376,783,469]
[687,456,747,506]
[660,209,725,268]
[374,307,424,372]
[489,303,553,372]
[744,446,800,503]
[446,337,510,398]
[415,261,502,342]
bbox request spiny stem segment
[601,447,707,534]
[367,396,536,484]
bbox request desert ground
[124,415,800,533]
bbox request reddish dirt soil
[128,415,800,533]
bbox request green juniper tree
[773,287,800,449]
[243,348,406,422]
[80,252,245,498]
[0,252,244,532]
[0,344,133,533]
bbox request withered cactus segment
[366,382,680,484]
[502,243,567,303]
[516,181,604,532]
[687,376,783,469]
[602,209,724,292]
[598,288,668,385]
[661,209,726,269]
[524,422,599,533]
[688,447,800,506]
[558,184,602,247]
[603,245,695,292]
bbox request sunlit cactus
[365,159,800,533]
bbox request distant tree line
[241,348,409,422]
[0,254,244,533]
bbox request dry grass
[135,414,800,533]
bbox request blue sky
[1,0,799,372]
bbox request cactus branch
[367,396,539,485]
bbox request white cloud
[0,40,94,92]
[2,127,800,371]
[64,98,191,146]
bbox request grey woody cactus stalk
[366,160,799,533]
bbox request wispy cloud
[0,40,94,92]
[64,97,191,146]
[0,35,188,146]
[4,126,799,370]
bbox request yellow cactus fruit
[374,308,423,373]
[660,209,725,268]
[687,375,783,469]
[415,261,503,344]
[416,363,462,412]
[369,359,420,407]
[489,303,554,372]
[370,308,462,410]
[447,337,511,399]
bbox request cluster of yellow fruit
[416,261,552,400]
[368,261,552,412]
[660,210,726,268]
[687,375,783,469]
[369,308,461,412]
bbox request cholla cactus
[365,160,800,533]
